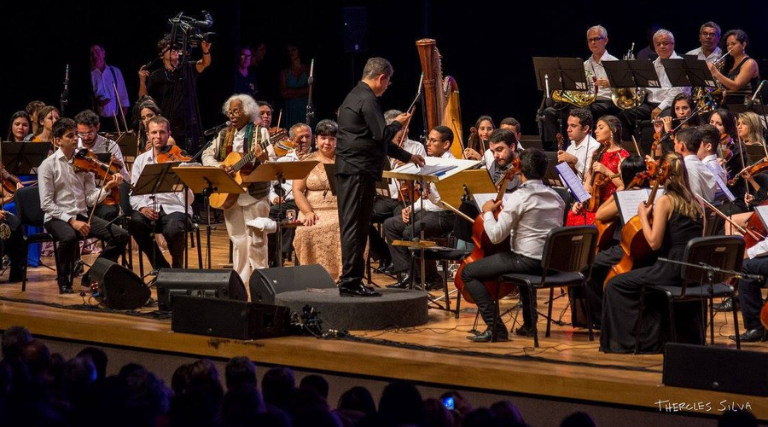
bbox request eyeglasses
[226,108,242,116]
[587,37,605,43]
[701,31,718,38]
[426,138,444,144]
[77,131,96,138]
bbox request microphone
[308,59,314,86]
[745,80,766,109]
[61,64,70,100]
[204,121,231,137]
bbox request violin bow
[700,197,765,241]
[631,135,644,158]
[87,156,116,225]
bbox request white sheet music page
[754,205,768,229]
[555,162,591,203]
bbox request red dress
[566,148,629,226]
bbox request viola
[156,145,192,163]
[603,157,671,288]
[454,158,521,303]
[738,157,768,178]
[73,148,128,206]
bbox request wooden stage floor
[0,227,765,422]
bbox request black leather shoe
[58,284,74,294]
[424,275,444,291]
[387,275,412,289]
[339,284,382,297]
[514,324,534,337]
[730,328,766,342]
[714,297,738,312]
[467,328,509,343]
[80,272,91,288]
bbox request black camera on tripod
[168,10,217,51]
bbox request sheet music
[754,205,768,229]
[473,193,515,209]
[614,188,666,223]
[394,156,480,180]
[555,163,590,203]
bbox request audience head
[300,374,329,399]
[378,381,425,427]
[560,411,597,427]
[338,386,376,417]
[225,356,257,390]
[2,326,32,361]
[77,347,108,382]
[262,366,296,411]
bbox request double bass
[603,157,671,288]
[454,159,521,303]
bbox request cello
[454,159,521,303]
[603,156,671,288]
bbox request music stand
[323,164,338,196]
[172,166,244,268]
[114,131,139,163]
[243,160,319,266]
[2,142,52,176]
[543,152,565,186]
[682,57,718,88]
[532,57,589,93]
[132,162,187,270]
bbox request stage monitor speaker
[171,296,292,340]
[156,269,247,311]
[88,258,150,310]
[249,264,336,305]
[343,7,368,53]
[663,343,768,397]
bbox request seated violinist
[202,95,272,284]
[730,233,768,342]
[384,126,456,290]
[601,152,704,353]
[75,110,129,221]
[672,127,716,202]
[129,116,194,271]
[571,155,649,329]
[38,118,128,294]
[567,115,629,226]
[461,148,565,342]
[697,124,728,184]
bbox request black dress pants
[337,173,377,287]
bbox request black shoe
[514,324,534,337]
[7,270,23,284]
[81,272,91,288]
[339,284,382,297]
[467,328,508,342]
[58,283,74,294]
[72,260,84,277]
[387,274,411,289]
[375,261,395,275]
[714,297,738,312]
[424,275,444,291]
[730,328,766,342]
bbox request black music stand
[532,57,589,93]
[172,166,244,269]
[603,59,661,90]
[543,152,564,186]
[115,131,139,163]
[244,161,319,266]
[132,162,188,270]
[682,57,718,88]
[2,142,52,176]
[323,164,338,196]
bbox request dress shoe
[80,272,91,288]
[387,275,412,289]
[514,324,534,337]
[424,275,444,291]
[714,297,739,312]
[58,284,74,294]
[339,284,382,297]
[467,328,508,343]
[72,260,85,277]
[730,328,766,343]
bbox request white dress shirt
[686,46,723,62]
[585,50,619,100]
[565,134,601,182]
[387,139,427,199]
[131,148,194,215]
[684,154,716,202]
[413,151,453,213]
[90,64,130,118]
[482,180,565,260]
[268,149,301,203]
[647,52,691,111]
[701,154,728,183]
[78,135,129,179]
[38,149,109,224]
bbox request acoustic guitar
[209,130,269,210]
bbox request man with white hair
[203,94,272,284]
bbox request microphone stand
[536,74,550,147]
[60,64,70,117]
[305,59,315,127]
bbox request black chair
[635,236,744,353]
[15,186,60,292]
[551,186,572,226]
[498,226,598,347]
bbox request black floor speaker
[156,269,247,311]
[88,258,150,310]
[171,296,292,340]
[249,264,337,305]
[663,343,768,396]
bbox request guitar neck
[231,132,269,172]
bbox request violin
[73,148,127,206]
[719,133,734,162]
[586,147,608,213]
[454,159,521,303]
[156,145,192,163]
[0,168,22,205]
[651,132,663,159]
[269,127,288,141]
[604,157,671,288]
[556,132,564,152]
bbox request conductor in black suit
[335,57,425,296]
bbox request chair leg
[455,287,462,319]
[668,299,677,344]
[196,228,203,269]
[21,240,28,292]
[442,260,451,312]
[580,283,595,341]
[529,285,539,347]
[634,286,646,354]
[491,284,502,342]
[731,294,741,350]
[546,287,554,338]
[708,296,715,345]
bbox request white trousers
[224,196,270,286]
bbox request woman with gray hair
[203,94,272,290]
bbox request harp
[416,39,464,159]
